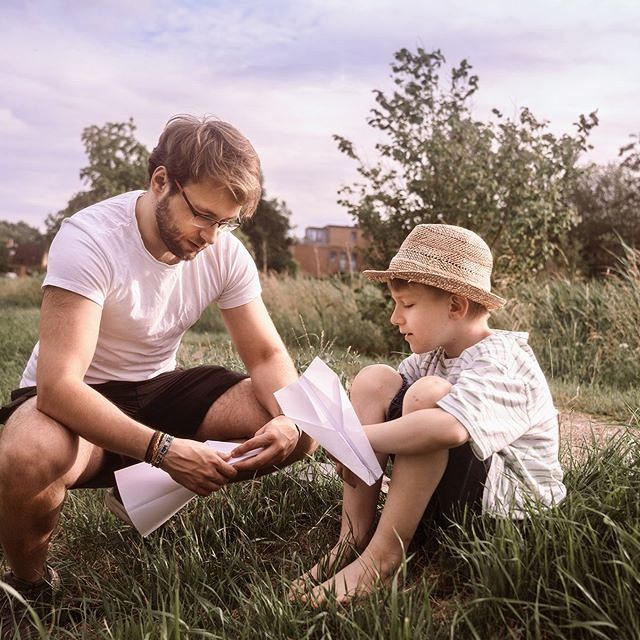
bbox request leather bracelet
[144,430,162,464]
[275,412,301,437]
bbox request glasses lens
[192,215,240,231]
[191,214,214,229]
[219,220,241,232]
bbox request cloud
[0,108,29,135]
[0,0,639,231]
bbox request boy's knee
[351,364,403,404]
[402,376,452,414]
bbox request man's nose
[390,307,401,326]
[200,225,219,244]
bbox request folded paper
[274,357,383,485]
[115,441,261,537]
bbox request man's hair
[148,115,262,218]
[389,278,489,318]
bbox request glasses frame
[174,180,241,231]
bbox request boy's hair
[389,278,489,319]
[148,115,262,218]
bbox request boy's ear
[448,294,469,319]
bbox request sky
[1,0,639,237]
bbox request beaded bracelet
[151,433,174,468]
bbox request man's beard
[155,196,195,261]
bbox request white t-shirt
[21,191,261,386]
[398,330,566,518]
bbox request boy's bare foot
[304,550,398,606]
[288,540,359,598]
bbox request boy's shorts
[0,365,248,488]
[386,374,489,527]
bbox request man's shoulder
[197,231,255,271]
[60,191,143,236]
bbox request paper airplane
[274,357,383,485]
[114,441,262,537]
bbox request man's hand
[161,438,238,496]
[230,415,299,472]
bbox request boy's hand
[324,451,360,487]
[333,460,358,488]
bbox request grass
[2,276,640,638]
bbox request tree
[572,159,640,276]
[335,48,598,278]
[0,220,44,245]
[45,119,149,240]
[241,194,297,274]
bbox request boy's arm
[364,408,469,456]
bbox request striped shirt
[398,330,566,518]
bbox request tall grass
[5,266,640,389]
[192,274,390,355]
[492,274,640,389]
[0,275,43,307]
[194,268,640,393]
[0,307,39,404]
[443,433,640,639]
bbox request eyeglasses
[175,180,241,231]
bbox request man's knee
[0,401,78,492]
[402,376,452,414]
[350,364,403,407]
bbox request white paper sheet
[274,357,383,485]
[114,440,262,537]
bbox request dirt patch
[558,411,627,460]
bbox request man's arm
[219,297,311,469]
[36,286,237,495]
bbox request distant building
[4,238,48,277]
[292,225,369,277]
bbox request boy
[292,223,565,603]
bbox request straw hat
[363,224,506,310]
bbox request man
[0,115,313,629]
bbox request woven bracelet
[144,430,162,464]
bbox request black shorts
[0,366,248,487]
[386,374,490,526]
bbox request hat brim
[363,269,506,311]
